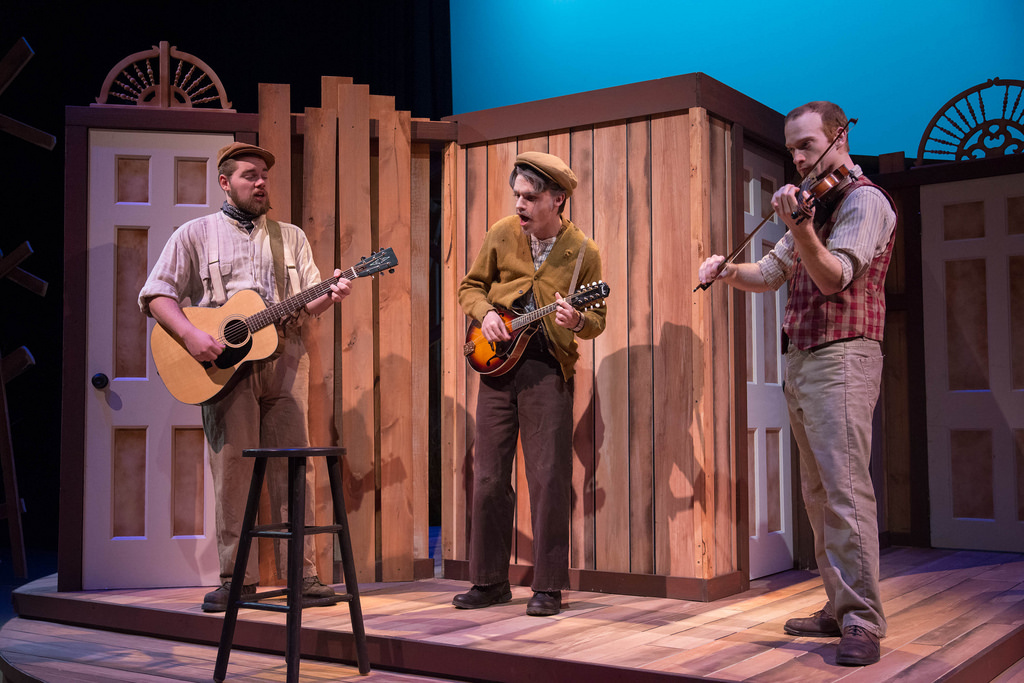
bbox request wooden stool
[213,447,370,682]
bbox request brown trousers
[468,342,574,592]
[202,334,318,585]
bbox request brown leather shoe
[301,575,336,599]
[784,602,842,637]
[526,590,561,616]
[452,581,512,609]
[201,581,257,613]
[836,625,880,666]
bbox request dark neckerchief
[222,201,258,233]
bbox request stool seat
[244,446,346,458]
[214,446,370,682]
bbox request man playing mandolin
[454,151,606,617]
[139,142,350,612]
[698,102,897,666]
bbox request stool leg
[214,457,268,683]
[285,457,306,683]
[327,455,371,674]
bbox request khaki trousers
[785,338,887,637]
[202,335,318,585]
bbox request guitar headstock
[569,280,611,309]
[353,247,398,278]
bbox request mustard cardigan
[458,215,606,380]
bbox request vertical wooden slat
[690,108,712,579]
[710,117,738,577]
[593,123,630,573]
[486,142,516,236]
[546,132,581,567]
[300,105,338,582]
[482,141,525,562]
[512,135,546,566]
[729,124,749,581]
[651,111,694,577]
[570,128,596,570]
[626,119,655,574]
[311,80,346,581]
[509,139,534,568]
[374,97,414,581]
[255,84,296,584]
[411,141,431,561]
[337,84,376,582]
[460,144,488,561]
[517,135,548,154]
[259,84,292,224]
[441,140,466,562]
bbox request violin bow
[694,118,858,293]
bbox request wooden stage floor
[2,547,1023,682]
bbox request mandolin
[463,281,610,376]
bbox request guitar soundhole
[214,318,253,370]
[486,340,511,365]
[222,318,250,347]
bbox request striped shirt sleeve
[757,184,895,291]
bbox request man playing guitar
[139,142,350,612]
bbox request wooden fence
[440,74,785,599]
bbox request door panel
[922,173,1024,552]
[742,148,794,579]
[85,130,233,588]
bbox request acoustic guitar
[151,248,398,405]
[463,281,610,376]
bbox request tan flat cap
[216,142,275,169]
[515,151,577,197]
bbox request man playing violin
[453,152,606,617]
[699,101,897,666]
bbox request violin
[694,118,858,293]
[791,165,852,224]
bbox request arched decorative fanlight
[916,77,1024,166]
[94,41,232,110]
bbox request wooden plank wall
[441,107,743,592]
[255,79,431,584]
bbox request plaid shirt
[761,171,897,350]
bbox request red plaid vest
[783,174,897,350]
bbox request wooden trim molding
[443,560,747,603]
[445,72,784,149]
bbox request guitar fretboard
[245,264,360,332]
[509,290,592,331]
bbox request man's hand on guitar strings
[553,292,581,329]
[482,310,511,343]
[328,268,352,303]
[183,327,224,362]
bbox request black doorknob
[91,373,109,390]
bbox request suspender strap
[206,218,228,306]
[265,219,302,300]
[266,218,287,301]
[568,245,586,295]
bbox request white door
[85,129,234,588]
[922,173,1024,552]
[742,147,794,579]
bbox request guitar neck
[509,293,582,331]
[246,263,360,332]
